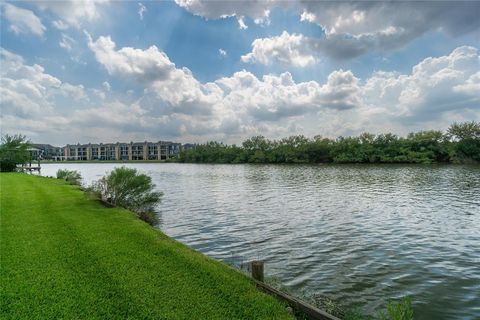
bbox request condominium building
[30,141,185,161]
[62,141,182,161]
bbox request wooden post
[251,261,264,282]
[253,280,342,320]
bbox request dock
[18,157,41,173]
[19,166,41,172]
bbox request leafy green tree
[242,136,272,163]
[373,133,403,162]
[177,122,477,165]
[275,135,310,163]
[331,136,367,163]
[447,121,480,140]
[447,121,480,162]
[358,132,377,162]
[242,136,271,152]
[0,134,31,172]
[305,136,334,163]
[404,130,448,163]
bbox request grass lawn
[0,173,292,319]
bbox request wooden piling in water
[248,260,340,320]
[251,260,264,282]
[253,279,341,320]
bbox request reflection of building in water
[31,141,187,161]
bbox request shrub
[0,134,31,172]
[56,169,82,186]
[91,167,163,225]
[137,211,160,226]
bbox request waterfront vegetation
[88,167,163,226]
[56,169,82,185]
[0,173,292,319]
[0,134,31,172]
[264,276,413,320]
[179,121,480,164]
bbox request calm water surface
[41,163,480,319]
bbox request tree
[405,130,448,163]
[447,121,480,162]
[0,134,31,172]
[305,136,333,163]
[242,136,272,163]
[177,122,477,164]
[447,121,480,141]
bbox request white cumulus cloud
[2,3,46,37]
[87,34,223,114]
[174,0,280,29]
[0,48,86,120]
[35,0,109,28]
[85,37,480,138]
[2,41,478,144]
[176,1,480,60]
[241,31,317,67]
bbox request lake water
[40,163,480,319]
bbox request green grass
[0,173,292,319]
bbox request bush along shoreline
[179,121,480,164]
[56,169,82,185]
[57,167,163,226]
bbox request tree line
[1,122,479,171]
[179,121,480,164]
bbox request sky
[1,0,479,145]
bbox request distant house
[31,144,64,160]
[27,147,42,161]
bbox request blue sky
[1,1,479,145]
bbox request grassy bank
[0,173,292,319]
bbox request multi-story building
[61,141,183,161]
[31,144,65,160]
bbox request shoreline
[0,173,294,319]
[39,160,479,166]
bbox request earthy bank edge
[0,173,292,319]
